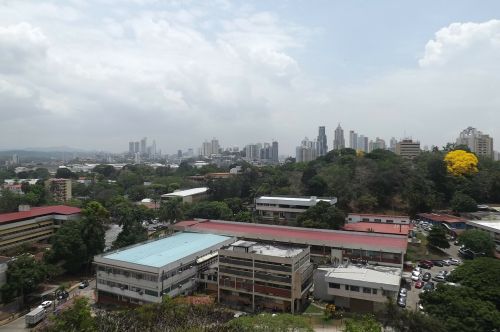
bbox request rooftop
[161,187,209,198]
[467,219,500,232]
[257,195,337,203]
[174,220,408,252]
[102,232,232,268]
[226,240,305,257]
[0,205,81,225]
[418,213,466,224]
[348,213,409,219]
[342,222,410,235]
[321,265,401,287]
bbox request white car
[442,259,451,266]
[411,273,420,281]
[449,258,461,265]
[38,300,52,309]
[413,267,421,273]
[399,288,408,297]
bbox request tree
[49,297,96,332]
[229,313,313,332]
[458,230,495,256]
[51,221,88,273]
[343,314,381,332]
[112,222,148,249]
[427,226,450,249]
[187,201,232,220]
[0,189,21,213]
[80,201,108,265]
[55,167,77,179]
[159,198,184,223]
[450,192,477,212]
[444,150,479,177]
[382,298,448,332]
[296,201,345,230]
[92,164,117,178]
[355,194,378,212]
[0,254,48,304]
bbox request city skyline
[0,1,498,155]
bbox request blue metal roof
[104,232,231,268]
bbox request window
[372,289,378,295]
[374,219,381,223]
[345,285,349,290]
[350,286,360,292]
[386,220,394,224]
[329,283,340,289]
[363,287,371,294]
[362,218,369,222]
[144,289,158,297]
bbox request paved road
[0,279,96,331]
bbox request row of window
[328,282,393,296]
[97,278,158,297]
[97,266,158,282]
[256,203,309,209]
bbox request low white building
[161,187,209,204]
[94,232,234,305]
[255,196,337,222]
[313,265,401,313]
[347,213,410,224]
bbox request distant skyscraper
[333,124,345,150]
[201,141,212,157]
[128,142,134,154]
[396,139,421,159]
[211,138,220,155]
[456,127,494,159]
[317,126,328,156]
[152,140,157,159]
[140,137,147,154]
[245,144,259,160]
[11,154,19,165]
[357,135,369,152]
[369,137,386,152]
[134,141,140,153]
[177,150,182,158]
[296,137,317,163]
[272,141,279,163]
[349,130,358,150]
[389,137,397,153]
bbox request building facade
[347,213,410,224]
[218,240,313,313]
[395,139,421,159]
[46,178,72,202]
[94,232,234,305]
[349,130,358,150]
[161,187,209,204]
[456,127,494,159]
[317,126,328,157]
[296,137,317,163]
[333,124,345,150]
[0,205,80,251]
[255,195,337,222]
[314,265,401,313]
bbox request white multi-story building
[347,213,410,224]
[349,130,358,150]
[296,137,317,163]
[456,127,494,159]
[94,232,234,305]
[314,265,401,313]
[255,195,337,222]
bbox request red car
[415,280,424,289]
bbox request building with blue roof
[94,232,234,305]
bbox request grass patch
[303,303,324,315]
[406,233,448,261]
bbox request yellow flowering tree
[444,150,478,176]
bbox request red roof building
[173,219,408,267]
[342,222,411,236]
[0,205,81,251]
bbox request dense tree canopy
[458,230,495,256]
[427,226,450,249]
[296,201,345,229]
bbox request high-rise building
[11,154,19,165]
[349,130,358,150]
[140,137,147,154]
[128,142,134,154]
[211,138,220,155]
[333,124,345,150]
[272,141,279,163]
[357,135,369,152]
[395,139,421,159]
[296,137,317,163]
[369,137,386,152]
[317,126,328,156]
[245,144,259,160]
[177,150,182,158]
[134,141,140,153]
[201,141,212,157]
[456,127,494,159]
[389,137,397,153]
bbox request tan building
[0,205,80,251]
[218,240,313,313]
[395,139,421,159]
[456,127,494,159]
[255,195,337,222]
[46,178,72,202]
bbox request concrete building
[369,138,386,152]
[161,187,209,204]
[314,264,401,313]
[347,213,410,224]
[317,126,328,157]
[417,213,467,236]
[333,124,345,150]
[389,137,397,153]
[173,220,408,268]
[349,130,358,150]
[357,135,369,152]
[0,205,80,251]
[255,195,337,222]
[395,139,420,159]
[134,141,140,153]
[271,141,279,163]
[46,178,72,202]
[466,219,500,253]
[94,232,234,305]
[140,137,147,155]
[218,240,312,313]
[456,127,494,159]
[128,142,134,154]
[296,137,317,163]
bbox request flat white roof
[161,187,208,198]
[229,240,305,258]
[467,219,500,232]
[322,265,401,290]
[257,196,337,204]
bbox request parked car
[399,288,408,297]
[420,260,434,267]
[418,261,432,269]
[56,290,69,300]
[38,300,52,309]
[415,280,424,289]
[411,273,420,281]
[413,267,422,274]
[431,260,444,267]
[79,280,89,289]
[422,272,431,282]
[449,258,461,265]
[433,275,446,282]
[397,297,407,308]
[442,259,451,266]
[422,282,435,292]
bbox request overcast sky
[0,0,498,155]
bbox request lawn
[303,303,324,315]
[406,233,448,261]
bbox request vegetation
[229,313,313,332]
[458,230,495,256]
[382,298,446,332]
[343,314,381,332]
[444,150,478,177]
[296,201,345,229]
[427,226,450,249]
